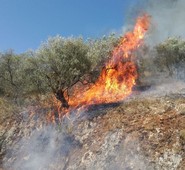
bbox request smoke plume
[144,0,185,46]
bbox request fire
[66,14,150,113]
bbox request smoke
[2,113,154,170]
[3,125,82,170]
[2,1,185,170]
[127,0,185,93]
[146,0,185,81]
[125,0,185,45]
[140,79,185,98]
[144,0,185,46]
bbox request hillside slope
[1,92,185,170]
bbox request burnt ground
[0,92,185,170]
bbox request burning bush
[34,36,117,108]
[35,37,91,108]
[0,15,150,118]
[0,7,185,114]
[0,36,117,103]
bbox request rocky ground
[0,90,185,170]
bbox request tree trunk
[56,89,69,109]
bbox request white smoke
[129,0,185,92]
[124,0,185,45]
[3,125,82,170]
[145,0,185,46]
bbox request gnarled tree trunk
[56,89,69,109]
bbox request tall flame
[66,14,150,111]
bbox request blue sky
[0,0,138,53]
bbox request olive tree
[20,51,48,96]
[156,38,185,76]
[0,50,26,99]
[36,36,93,108]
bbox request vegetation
[0,50,28,99]
[156,38,185,76]
[1,35,185,170]
[0,35,185,109]
[35,36,92,108]
[0,35,118,107]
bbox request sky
[0,0,138,53]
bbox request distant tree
[156,38,185,76]
[0,50,26,99]
[19,51,48,96]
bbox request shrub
[155,38,185,77]
[0,50,27,99]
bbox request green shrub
[0,50,27,98]
[155,38,185,77]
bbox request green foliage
[0,50,46,102]
[0,35,118,105]
[22,51,48,95]
[35,35,118,93]
[0,50,27,98]
[156,38,185,75]
[1,36,185,104]
[87,34,119,81]
[36,36,92,94]
[87,34,119,69]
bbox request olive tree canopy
[0,50,27,98]
[36,36,92,107]
[156,38,185,76]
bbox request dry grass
[0,98,20,125]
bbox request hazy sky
[0,0,138,53]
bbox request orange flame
[66,14,150,112]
